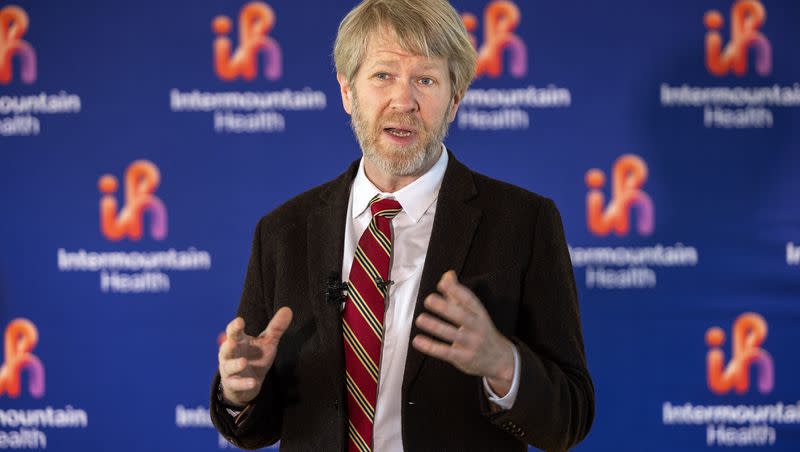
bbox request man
[211,0,594,451]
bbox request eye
[374,72,391,81]
[418,77,436,86]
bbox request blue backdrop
[2,0,799,450]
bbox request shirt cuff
[482,345,520,410]
[217,383,252,424]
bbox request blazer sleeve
[481,198,595,452]
[210,217,284,450]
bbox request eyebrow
[369,60,445,72]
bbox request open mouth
[384,127,413,137]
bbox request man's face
[338,32,461,178]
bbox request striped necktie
[342,195,402,452]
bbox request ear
[337,72,353,115]
[447,90,462,124]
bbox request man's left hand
[412,270,515,396]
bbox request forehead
[362,31,448,71]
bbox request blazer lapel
[307,160,359,399]
[402,152,481,394]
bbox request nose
[389,80,419,113]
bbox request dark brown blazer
[210,151,594,452]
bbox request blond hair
[333,0,477,98]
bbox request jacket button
[407,401,415,406]
[333,400,340,409]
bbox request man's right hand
[218,307,293,407]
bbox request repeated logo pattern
[704,0,771,77]
[98,160,168,242]
[0,5,37,84]
[585,154,654,237]
[0,318,45,399]
[212,1,282,81]
[462,0,527,78]
[706,312,774,395]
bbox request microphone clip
[325,272,348,305]
[376,278,394,291]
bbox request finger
[415,313,459,343]
[411,334,470,365]
[223,375,258,392]
[225,317,246,342]
[423,293,473,328]
[260,307,293,342]
[437,271,485,314]
[218,336,243,360]
[221,357,248,377]
[411,333,453,362]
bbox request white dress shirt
[342,145,520,451]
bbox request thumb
[260,307,293,343]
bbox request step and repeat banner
[2,0,799,450]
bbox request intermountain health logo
[569,154,698,290]
[662,313,798,448]
[213,1,282,81]
[0,5,36,85]
[0,5,82,137]
[0,318,89,449]
[168,1,326,134]
[56,160,211,294]
[585,154,654,237]
[99,160,167,241]
[456,0,571,131]
[462,0,526,79]
[704,0,771,77]
[0,319,44,399]
[706,313,774,395]
[659,0,800,129]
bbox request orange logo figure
[0,5,37,84]
[585,154,654,237]
[704,0,771,76]
[0,318,45,399]
[98,160,168,242]
[706,312,774,395]
[212,2,282,81]
[462,0,527,78]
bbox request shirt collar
[351,144,448,224]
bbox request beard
[350,90,451,177]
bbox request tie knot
[369,196,402,219]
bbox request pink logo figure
[462,0,527,78]
[98,160,168,242]
[706,312,774,395]
[585,154,654,237]
[0,318,45,399]
[212,2,282,81]
[0,5,37,84]
[704,0,771,77]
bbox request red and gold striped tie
[342,195,402,452]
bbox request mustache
[378,113,423,130]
